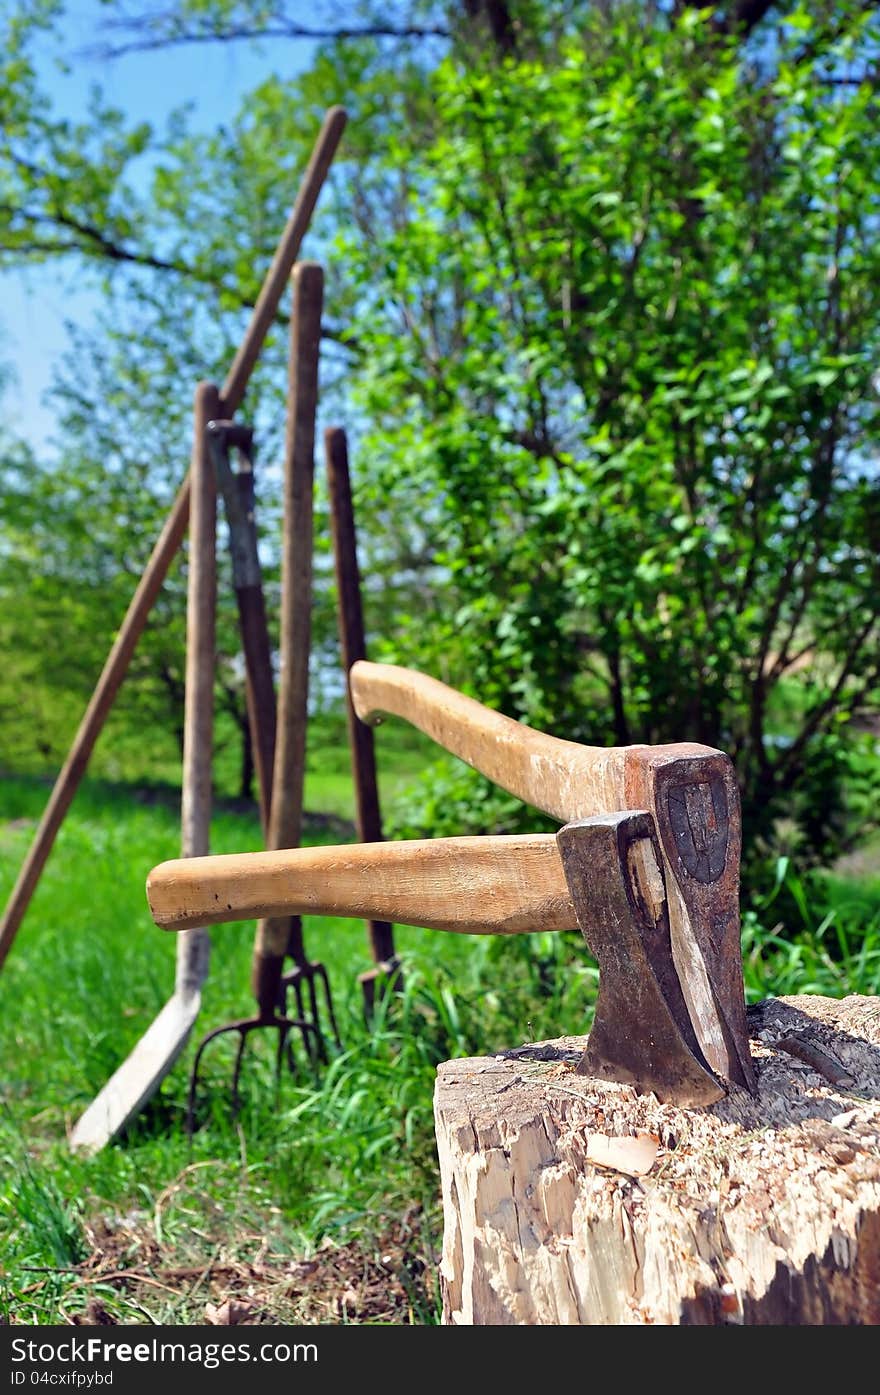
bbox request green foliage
[3,0,880,1328]
[387,753,558,838]
[0,0,155,269]
[1,1145,84,1269]
[341,1,880,868]
[0,769,589,1322]
[742,855,880,1000]
[0,0,441,787]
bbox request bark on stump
[434,994,880,1325]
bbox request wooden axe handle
[350,661,718,822]
[147,836,576,937]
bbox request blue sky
[3,0,316,453]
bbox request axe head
[628,750,757,1094]
[557,812,731,1107]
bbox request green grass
[741,854,880,1001]
[1,745,879,1325]
[0,746,593,1325]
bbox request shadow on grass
[0,770,355,839]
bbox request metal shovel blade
[69,949,206,1153]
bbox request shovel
[70,381,219,1151]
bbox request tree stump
[434,995,880,1324]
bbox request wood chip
[831,1109,857,1130]
[826,1142,856,1166]
[586,1131,659,1177]
[719,1283,739,1315]
[337,1287,362,1316]
[204,1297,255,1326]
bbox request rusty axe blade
[146,822,728,1105]
[556,812,723,1107]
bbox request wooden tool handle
[176,381,220,999]
[147,835,576,937]
[268,261,323,856]
[221,108,346,414]
[325,426,396,966]
[350,662,718,822]
[253,261,325,977]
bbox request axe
[146,664,757,1107]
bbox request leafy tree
[341,2,880,867]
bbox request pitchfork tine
[186,1011,321,1134]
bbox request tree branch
[713,1,780,39]
[1,200,361,354]
[86,15,449,61]
[778,610,879,777]
[1,203,188,277]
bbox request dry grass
[14,1181,435,1326]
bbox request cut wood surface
[434,993,880,1325]
[147,835,577,937]
[0,107,347,971]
